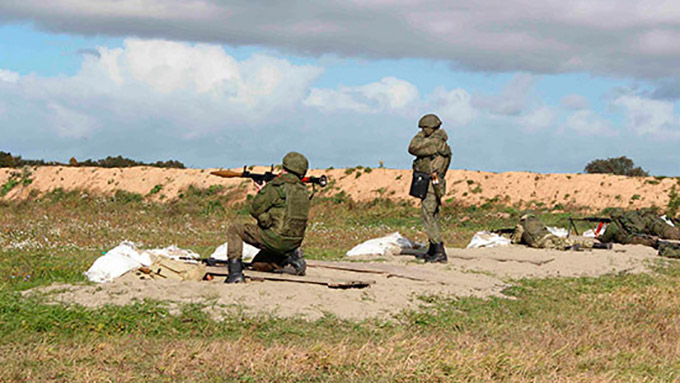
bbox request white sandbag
[84,241,152,283]
[210,242,260,262]
[466,231,511,249]
[346,232,414,257]
[144,245,200,261]
[546,226,569,238]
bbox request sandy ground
[1,166,677,211]
[29,244,659,320]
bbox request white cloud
[303,77,419,114]
[426,87,477,127]
[613,93,680,138]
[6,1,680,81]
[1,39,323,139]
[519,107,555,132]
[566,110,618,137]
[560,94,589,110]
[474,74,537,116]
[0,69,19,83]
[47,102,99,138]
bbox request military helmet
[282,152,309,177]
[418,114,442,129]
[520,210,537,221]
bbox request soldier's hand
[253,180,264,192]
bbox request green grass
[2,191,680,381]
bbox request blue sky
[1,2,679,175]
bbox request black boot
[593,242,613,250]
[425,242,447,263]
[281,248,307,276]
[225,258,245,284]
[416,242,436,260]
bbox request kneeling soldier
[225,152,311,283]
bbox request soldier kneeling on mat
[512,212,610,251]
[224,152,311,283]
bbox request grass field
[2,187,679,382]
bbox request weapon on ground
[568,217,612,237]
[490,227,516,235]
[210,166,328,187]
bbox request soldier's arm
[250,184,278,221]
[408,132,439,157]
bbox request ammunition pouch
[409,171,430,200]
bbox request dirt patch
[1,166,676,212]
[29,244,658,320]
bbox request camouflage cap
[418,114,442,129]
[282,152,309,177]
[520,210,537,220]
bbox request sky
[0,1,679,175]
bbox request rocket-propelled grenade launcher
[210,166,328,187]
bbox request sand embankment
[1,166,677,211]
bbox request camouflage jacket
[408,129,452,176]
[408,129,452,197]
[250,173,310,253]
[515,216,550,247]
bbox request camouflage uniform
[599,209,671,247]
[658,240,680,258]
[225,152,311,283]
[408,117,452,247]
[511,214,594,250]
[639,209,680,240]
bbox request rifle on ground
[490,227,516,235]
[179,257,231,267]
[568,217,612,237]
[210,166,328,187]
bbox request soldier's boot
[425,242,447,263]
[225,258,245,284]
[280,248,307,276]
[416,242,436,260]
[593,242,613,250]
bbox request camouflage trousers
[659,240,680,258]
[512,225,594,250]
[226,223,291,271]
[659,226,680,241]
[226,223,266,260]
[534,234,595,250]
[421,184,442,244]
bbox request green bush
[584,156,649,177]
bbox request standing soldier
[224,152,311,283]
[408,114,452,263]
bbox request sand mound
[1,166,676,211]
[29,244,658,320]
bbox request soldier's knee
[227,223,242,235]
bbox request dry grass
[2,188,678,381]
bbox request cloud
[566,109,618,137]
[47,102,99,138]
[612,93,680,139]
[474,74,537,116]
[425,87,477,127]
[303,77,419,113]
[560,94,589,110]
[519,106,555,132]
[0,69,19,83]
[304,78,477,127]
[4,1,680,81]
[1,39,323,140]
